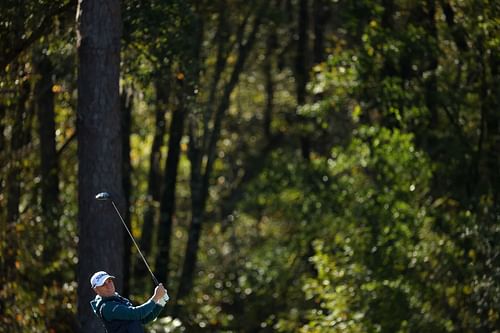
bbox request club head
[95,192,111,201]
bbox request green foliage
[1,0,499,332]
[242,127,433,332]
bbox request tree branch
[1,0,76,71]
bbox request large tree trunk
[76,0,123,332]
[34,53,61,265]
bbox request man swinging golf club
[90,271,169,333]
[90,192,168,333]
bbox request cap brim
[93,275,116,288]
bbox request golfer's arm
[141,303,164,324]
[102,300,157,321]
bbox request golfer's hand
[153,283,167,302]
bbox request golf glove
[155,291,170,307]
[156,296,166,307]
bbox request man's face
[94,278,116,297]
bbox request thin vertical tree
[33,52,61,265]
[296,0,311,159]
[175,2,268,311]
[121,85,133,298]
[139,69,170,277]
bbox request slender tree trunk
[470,42,487,202]
[264,30,276,141]
[296,0,310,159]
[296,0,308,100]
[34,53,61,265]
[155,76,186,286]
[139,72,169,281]
[484,58,500,333]
[381,0,396,77]
[439,0,468,52]
[0,102,5,322]
[424,0,438,128]
[176,4,266,309]
[487,52,500,207]
[313,0,329,65]
[121,85,133,298]
[203,0,229,138]
[0,103,5,205]
[176,138,204,310]
[218,25,280,229]
[379,0,400,129]
[76,0,123,332]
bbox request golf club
[95,191,160,286]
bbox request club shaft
[110,200,159,286]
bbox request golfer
[90,271,169,333]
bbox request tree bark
[76,0,123,331]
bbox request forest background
[0,0,499,332]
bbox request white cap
[90,271,115,288]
